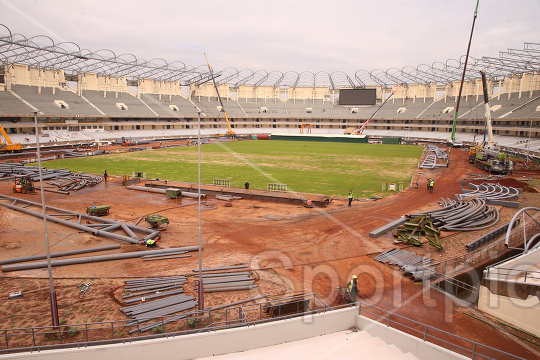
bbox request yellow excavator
[0,124,22,153]
[204,53,235,137]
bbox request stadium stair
[195,330,419,360]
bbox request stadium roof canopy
[1,24,539,89]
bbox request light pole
[33,112,59,326]
[197,111,204,310]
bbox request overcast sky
[1,0,538,76]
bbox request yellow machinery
[204,53,235,137]
[0,125,22,153]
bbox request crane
[0,124,22,153]
[355,84,403,135]
[204,53,235,137]
[480,70,495,148]
[468,70,513,175]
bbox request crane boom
[0,124,22,152]
[480,70,495,147]
[357,85,402,134]
[204,53,235,136]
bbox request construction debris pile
[121,276,196,333]
[392,197,501,250]
[393,215,443,250]
[193,265,257,293]
[0,163,102,192]
[419,145,448,169]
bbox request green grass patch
[37,140,423,197]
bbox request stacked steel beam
[374,248,430,267]
[192,265,256,292]
[121,276,196,328]
[194,272,257,293]
[374,249,435,281]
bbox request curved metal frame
[1,24,539,88]
[505,207,540,252]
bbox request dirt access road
[0,142,539,358]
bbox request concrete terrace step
[194,330,419,360]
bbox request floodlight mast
[450,0,480,143]
[204,53,235,136]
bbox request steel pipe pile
[194,272,257,293]
[123,289,186,305]
[121,294,194,317]
[0,163,102,190]
[456,183,520,201]
[123,295,196,323]
[124,276,188,294]
[129,294,268,334]
[123,285,186,300]
[374,249,430,267]
[410,198,499,231]
[128,310,197,334]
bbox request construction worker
[346,275,360,303]
[103,170,108,182]
[348,190,353,207]
[142,236,159,248]
[429,178,434,193]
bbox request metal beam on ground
[369,218,408,238]
[1,246,199,272]
[0,245,121,265]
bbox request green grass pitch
[39,140,424,198]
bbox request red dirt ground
[0,142,539,358]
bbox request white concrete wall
[485,246,540,281]
[1,308,358,360]
[1,306,477,360]
[478,285,540,337]
[356,316,468,360]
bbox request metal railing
[485,266,540,284]
[428,222,540,278]
[357,303,527,360]
[0,294,529,359]
[0,293,328,354]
